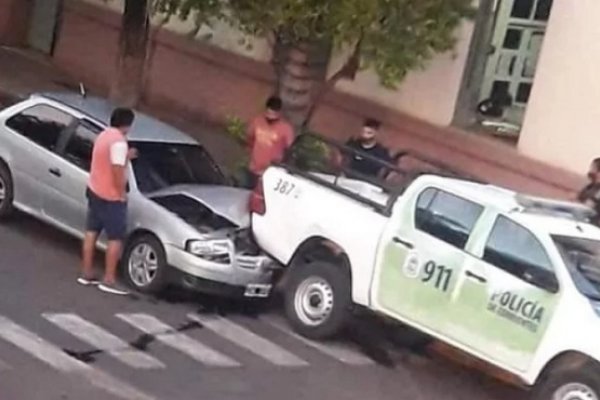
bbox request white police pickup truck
[250,134,600,400]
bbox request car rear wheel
[0,163,14,220]
[284,260,352,340]
[123,234,169,294]
[532,367,600,400]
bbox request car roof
[35,92,197,145]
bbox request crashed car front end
[149,186,281,298]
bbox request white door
[480,0,553,125]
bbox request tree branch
[302,36,362,129]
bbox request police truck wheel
[123,234,169,294]
[284,260,352,340]
[0,163,15,220]
[532,367,600,400]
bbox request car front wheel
[533,368,600,400]
[123,234,169,294]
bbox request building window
[503,29,522,50]
[534,0,553,21]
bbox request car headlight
[186,239,231,257]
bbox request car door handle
[465,270,487,284]
[392,236,414,249]
[48,168,62,177]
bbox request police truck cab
[251,134,600,400]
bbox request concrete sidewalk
[0,46,244,171]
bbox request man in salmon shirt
[78,108,136,295]
[244,96,295,188]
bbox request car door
[448,214,560,372]
[47,118,102,235]
[3,104,75,216]
[372,187,484,336]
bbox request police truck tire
[0,163,14,220]
[532,367,600,400]
[284,260,352,340]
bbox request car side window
[62,120,102,171]
[414,188,484,249]
[483,216,554,277]
[5,105,73,151]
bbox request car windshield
[553,235,600,300]
[131,141,226,193]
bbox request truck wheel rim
[128,243,158,287]
[294,277,334,327]
[554,383,597,400]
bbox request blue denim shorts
[85,188,127,241]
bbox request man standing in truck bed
[345,118,393,178]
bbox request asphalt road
[0,212,527,400]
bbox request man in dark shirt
[345,118,392,178]
[578,158,600,224]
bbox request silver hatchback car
[0,92,278,297]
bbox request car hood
[148,184,251,227]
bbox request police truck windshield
[553,235,600,300]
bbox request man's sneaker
[77,276,100,286]
[98,282,130,296]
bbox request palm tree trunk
[110,0,150,107]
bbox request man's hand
[127,148,138,160]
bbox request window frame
[482,214,559,290]
[413,187,485,250]
[4,104,77,153]
[57,118,103,172]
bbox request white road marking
[188,314,308,367]
[0,315,155,400]
[117,313,240,368]
[43,313,164,369]
[261,314,374,366]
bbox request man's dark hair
[265,96,283,111]
[110,108,135,128]
[592,157,600,169]
[364,118,381,130]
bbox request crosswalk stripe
[261,315,374,366]
[116,313,240,368]
[0,315,155,400]
[43,313,165,370]
[188,314,308,367]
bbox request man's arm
[110,141,129,200]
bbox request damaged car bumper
[164,243,280,298]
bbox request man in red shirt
[244,96,295,188]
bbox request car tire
[532,366,600,400]
[284,260,352,340]
[122,234,170,294]
[0,163,14,220]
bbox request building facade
[0,0,589,196]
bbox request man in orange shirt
[79,108,136,295]
[244,96,295,188]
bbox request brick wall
[0,0,31,46]
[52,0,584,198]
